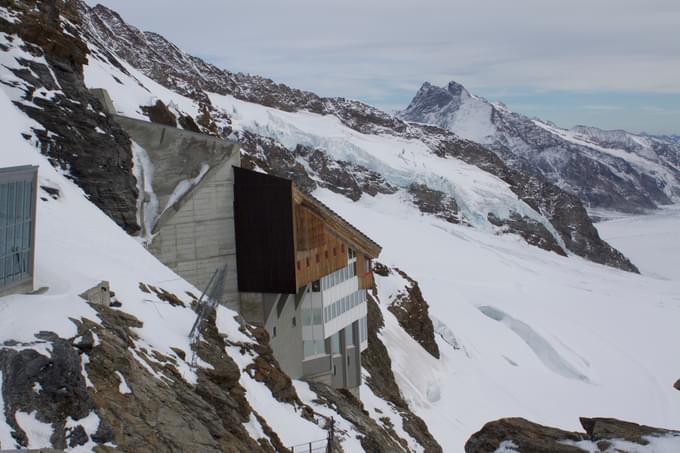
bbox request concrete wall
[148,158,240,309]
[265,293,304,379]
[112,114,241,309]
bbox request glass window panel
[331,333,340,354]
[303,341,313,358]
[0,248,5,284]
[7,183,15,227]
[15,181,24,223]
[0,184,7,226]
[345,325,354,346]
[5,255,14,281]
[315,340,325,355]
[22,221,30,250]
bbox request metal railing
[289,438,328,453]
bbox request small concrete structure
[111,114,241,309]
[0,165,38,298]
[79,281,112,306]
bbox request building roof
[292,186,382,258]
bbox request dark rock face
[384,268,440,359]
[239,133,397,201]
[421,127,639,272]
[141,100,177,127]
[674,378,680,391]
[408,183,460,224]
[71,300,278,453]
[0,337,100,450]
[488,212,567,256]
[1,0,140,234]
[362,295,443,452]
[465,417,680,453]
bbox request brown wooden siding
[294,201,348,288]
[356,252,375,289]
[233,167,297,293]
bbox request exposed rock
[308,381,413,453]
[488,212,567,256]
[465,418,585,453]
[408,183,460,224]
[1,0,140,234]
[239,133,397,202]
[421,126,639,272]
[465,417,680,453]
[362,295,443,452]
[296,145,398,200]
[674,378,680,391]
[386,268,440,359]
[77,301,278,453]
[178,114,200,133]
[0,337,97,450]
[141,99,177,127]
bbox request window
[345,325,354,346]
[303,339,326,359]
[341,244,345,253]
[306,257,310,267]
[330,333,340,355]
[325,250,329,259]
[292,316,296,327]
[333,247,337,256]
[272,326,277,337]
[0,168,36,292]
[297,261,301,271]
[315,254,319,263]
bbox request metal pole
[327,417,334,453]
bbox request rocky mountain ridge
[79,2,637,272]
[398,81,680,214]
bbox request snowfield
[316,189,680,450]
[596,206,680,281]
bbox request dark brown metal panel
[233,167,297,293]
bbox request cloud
[582,105,623,111]
[86,0,680,133]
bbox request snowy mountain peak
[399,81,495,144]
[398,82,680,213]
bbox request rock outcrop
[408,183,461,224]
[488,212,566,256]
[0,0,140,234]
[465,417,680,453]
[382,267,440,359]
[362,295,443,453]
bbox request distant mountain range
[398,82,680,213]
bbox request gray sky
[88,0,680,134]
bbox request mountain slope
[79,3,637,273]
[398,82,680,213]
[2,2,679,452]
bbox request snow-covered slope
[398,82,680,213]
[321,189,680,449]
[2,2,679,452]
[0,86,327,450]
